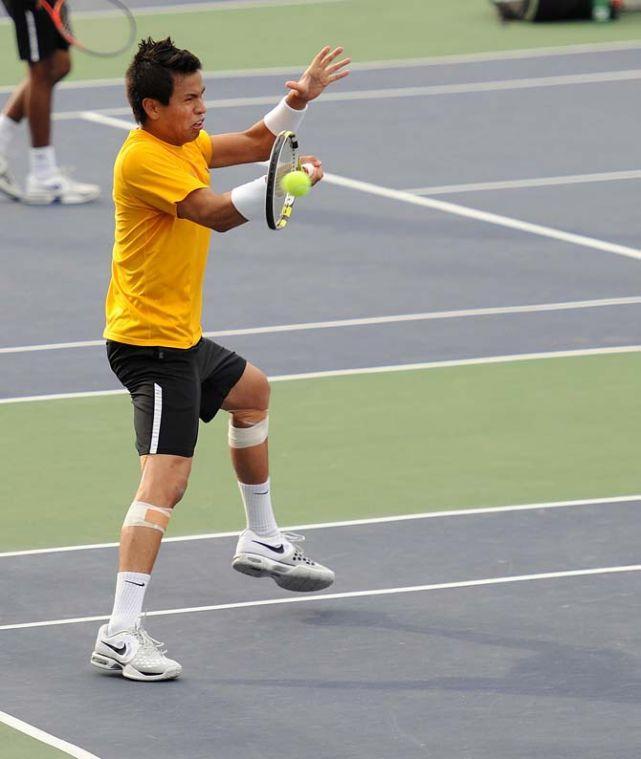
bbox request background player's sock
[29,145,58,181]
[108,571,151,635]
[0,114,19,156]
[238,479,279,537]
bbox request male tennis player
[0,0,100,203]
[90,38,350,681]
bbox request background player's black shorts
[1,0,70,63]
[107,338,247,458]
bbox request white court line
[405,169,641,196]
[323,171,641,262]
[75,107,641,263]
[77,112,134,131]
[0,0,344,24]
[53,69,641,121]
[1,345,640,405]
[3,564,641,632]
[1,494,638,559]
[4,295,641,356]
[0,711,101,759]
[3,39,641,94]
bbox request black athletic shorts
[106,338,247,458]
[1,0,70,63]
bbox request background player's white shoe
[0,154,21,200]
[232,529,335,592]
[23,171,100,205]
[91,622,182,681]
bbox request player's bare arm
[209,46,350,170]
[177,151,322,231]
[176,187,246,232]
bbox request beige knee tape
[228,416,269,449]
[123,500,172,533]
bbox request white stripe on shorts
[150,383,163,455]
[25,11,40,63]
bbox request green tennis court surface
[3,0,641,86]
[2,352,638,552]
[0,724,72,759]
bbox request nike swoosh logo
[125,580,146,587]
[254,490,269,495]
[252,539,284,554]
[104,641,127,656]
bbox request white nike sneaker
[23,171,100,205]
[232,529,335,592]
[0,153,21,200]
[90,621,182,681]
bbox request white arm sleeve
[263,97,307,135]
[231,176,267,222]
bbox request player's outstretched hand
[285,46,350,103]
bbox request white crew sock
[108,571,151,635]
[0,114,19,156]
[238,478,279,537]
[29,145,58,181]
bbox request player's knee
[136,457,191,507]
[252,371,270,410]
[228,413,269,448]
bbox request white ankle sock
[29,145,58,180]
[108,572,151,635]
[238,478,279,537]
[0,114,19,156]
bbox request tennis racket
[39,0,137,58]
[266,130,299,231]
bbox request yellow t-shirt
[104,128,213,349]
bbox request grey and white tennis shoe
[232,529,335,592]
[0,153,21,200]
[91,621,181,681]
[23,170,100,205]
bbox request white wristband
[263,97,307,136]
[231,176,266,222]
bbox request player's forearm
[177,189,247,232]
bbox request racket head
[266,130,299,231]
[40,0,137,58]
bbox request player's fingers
[329,70,350,83]
[327,57,351,74]
[321,46,344,65]
[285,81,303,94]
[313,45,332,65]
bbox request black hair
[125,37,201,124]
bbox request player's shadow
[218,608,641,704]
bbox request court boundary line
[3,39,641,94]
[4,295,641,356]
[1,345,640,406]
[1,494,638,559]
[405,169,641,196]
[323,171,641,261]
[72,109,641,263]
[53,69,641,121]
[0,0,344,25]
[0,711,101,759]
[3,564,641,632]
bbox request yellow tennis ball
[281,170,311,197]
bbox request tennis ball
[281,170,311,197]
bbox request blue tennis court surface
[2,34,641,759]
